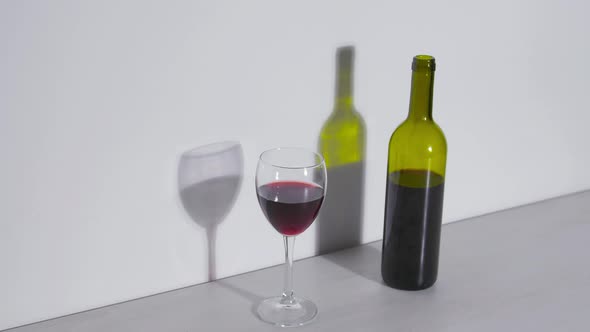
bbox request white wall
[1,0,589,329]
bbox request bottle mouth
[412,55,436,72]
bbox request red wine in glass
[257,181,325,236]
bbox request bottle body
[381,55,447,290]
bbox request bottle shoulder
[389,119,447,153]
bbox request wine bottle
[381,55,447,290]
[317,46,366,254]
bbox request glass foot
[256,295,318,327]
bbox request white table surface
[7,190,590,332]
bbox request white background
[1,0,589,329]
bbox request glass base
[256,295,318,327]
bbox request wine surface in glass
[257,181,324,236]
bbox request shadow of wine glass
[178,141,244,281]
[316,45,367,255]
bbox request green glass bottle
[317,46,366,254]
[381,55,447,290]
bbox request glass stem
[281,236,296,305]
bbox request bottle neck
[407,69,435,121]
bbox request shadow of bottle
[316,46,367,255]
[178,141,244,281]
[322,243,384,285]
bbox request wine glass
[255,147,327,327]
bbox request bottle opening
[412,55,436,72]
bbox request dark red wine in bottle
[382,170,444,290]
